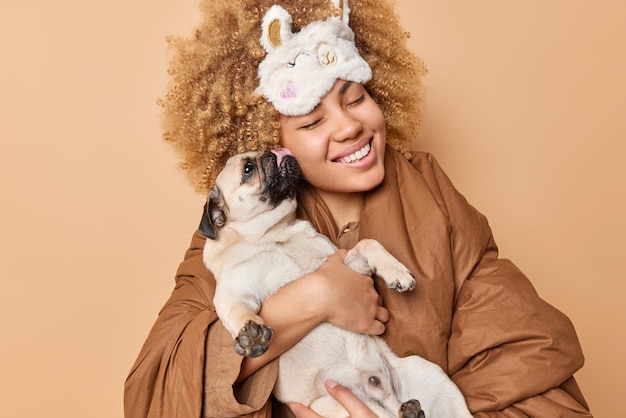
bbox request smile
[337,143,371,164]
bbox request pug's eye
[242,161,256,181]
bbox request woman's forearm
[235,252,387,382]
[236,272,325,382]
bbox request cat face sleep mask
[256,0,372,116]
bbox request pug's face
[199,150,301,239]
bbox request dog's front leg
[213,287,274,357]
[345,239,416,292]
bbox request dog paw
[399,399,425,418]
[386,269,416,293]
[234,320,274,358]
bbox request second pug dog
[199,150,472,418]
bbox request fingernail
[326,379,338,388]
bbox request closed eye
[347,94,365,107]
[299,118,323,130]
[288,52,310,68]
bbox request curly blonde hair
[160,0,426,194]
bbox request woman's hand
[288,380,378,418]
[312,250,389,335]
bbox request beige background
[1,0,623,416]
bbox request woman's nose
[331,110,362,142]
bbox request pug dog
[199,150,472,418]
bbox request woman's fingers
[377,296,390,323]
[287,380,377,418]
[325,380,378,417]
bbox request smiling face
[278,80,386,199]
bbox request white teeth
[339,143,371,163]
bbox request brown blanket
[124,148,592,417]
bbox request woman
[124,0,592,416]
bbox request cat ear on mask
[260,5,293,53]
[255,0,371,116]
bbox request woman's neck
[315,189,365,229]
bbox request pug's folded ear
[198,186,226,239]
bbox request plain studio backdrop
[1,0,624,416]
